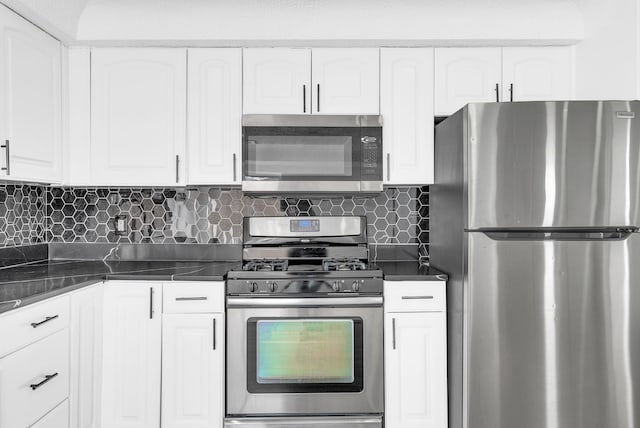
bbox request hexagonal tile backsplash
[0,184,429,253]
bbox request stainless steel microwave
[241,115,383,194]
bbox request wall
[0,184,46,247]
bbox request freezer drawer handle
[30,373,58,391]
[175,296,208,301]
[483,229,636,241]
[401,295,434,300]
[30,315,59,328]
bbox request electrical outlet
[114,215,127,235]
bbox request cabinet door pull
[175,155,180,183]
[303,84,306,113]
[175,296,207,301]
[386,153,391,181]
[1,140,9,175]
[149,288,154,319]
[31,315,59,328]
[30,373,58,391]
[401,295,434,300]
[213,318,217,350]
[392,317,396,350]
[509,83,514,102]
[233,153,237,182]
[317,83,320,112]
[495,83,500,102]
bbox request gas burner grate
[243,259,289,272]
[322,258,367,272]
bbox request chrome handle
[1,139,9,175]
[495,83,500,102]
[303,84,306,113]
[233,153,237,182]
[386,153,390,181]
[392,317,396,350]
[149,288,154,319]
[175,155,180,183]
[176,296,207,301]
[30,373,59,391]
[401,295,434,300]
[317,83,320,112]
[31,315,59,328]
[509,83,514,102]
[227,296,383,308]
[213,318,217,350]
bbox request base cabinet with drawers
[384,280,448,428]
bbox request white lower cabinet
[384,281,447,428]
[101,281,162,428]
[31,400,69,428]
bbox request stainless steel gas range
[225,216,384,428]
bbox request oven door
[242,126,363,193]
[226,297,384,416]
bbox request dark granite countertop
[0,260,241,314]
[375,261,448,281]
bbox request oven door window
[247,317,364,393]
[243,127,361,181]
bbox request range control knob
[332,280,341,292]
[269,282,278,292]
[248,282,258,292]
[352,281,361,292]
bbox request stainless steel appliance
[225,216,384,428]
[242,115,383,194]
[431,101,640,428]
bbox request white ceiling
[1,0,584,45]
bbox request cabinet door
[187,48,242,185]
[381,48,434,185]
[243,48,310,114]
[31,400,69,428]
[0,6,62,183]
[312,48,379,114]
[384,312,447,428]
[70,285,103,428]
[502,47,573,102]
[434,47,502,116]
[101,282,162,428]
[91,48,186,185]
[162,314,224,428]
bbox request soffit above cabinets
[1,0,584,46]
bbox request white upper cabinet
[312,48,379,115]
[0,5,62,183]
[187,48,242,185]
[434,47,502,116]
[243,48,311,114]
[90,48,186,186]
[502,47,573,102]
[381,48,434,185]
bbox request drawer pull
[175,296,208,301]
[401,295,434,300]
[213,318,217,350]
[392,317,396,350]
[30,315,59,328]
[30,372,58,391]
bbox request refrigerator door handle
[481,228,637,242]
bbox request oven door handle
[226,296,383,308]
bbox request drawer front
[31,399,69,428]
[384,281,446,312]
[163,282,224,313]
[0,296,70,358]
[0,329,70,428]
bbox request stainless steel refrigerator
[431,101,640,428]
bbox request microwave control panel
[360,129,382,177]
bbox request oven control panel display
[290,219,320,233]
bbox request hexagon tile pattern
[44,187,429,250]
[0,185,46,247]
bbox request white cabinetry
[32,399,69,428]
[90,48,186,185]
[187,48,242,184]
[381,48,434,185]
[243,48,379,115]
[161,283,224,428]
[101,281,162,428]
[0,4,62,183]
[435,47,573,115]
[384,281,447,428]
[312,48,379,114]
[70,284,103,428]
